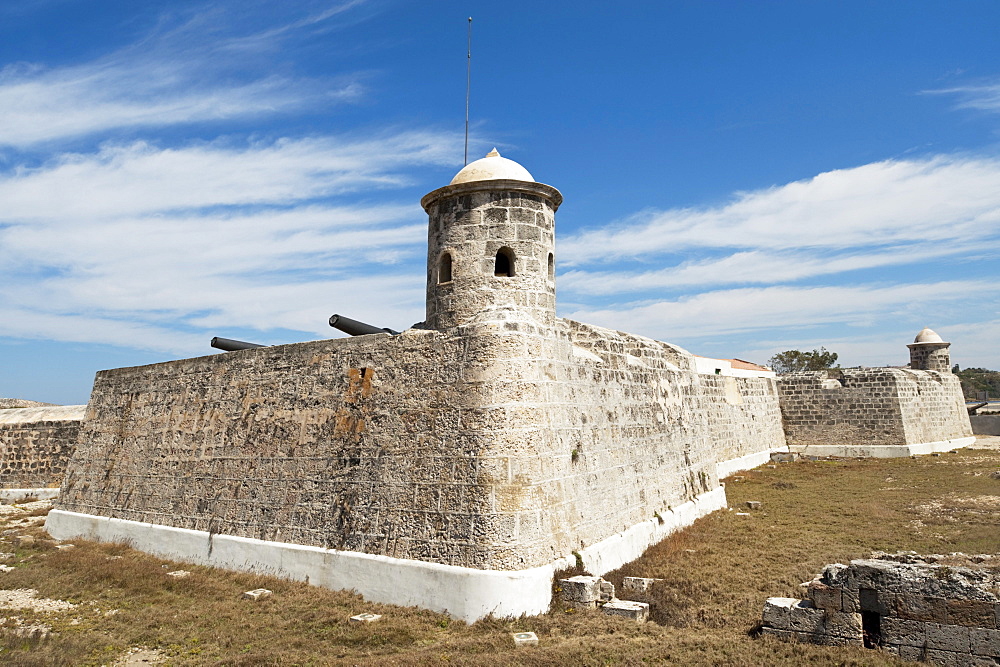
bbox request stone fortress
[0,150,975,621]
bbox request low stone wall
[760,553,1000,665]
[777,369,973,456]
[0,405,85,494]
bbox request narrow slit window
[438,252,453,283]
[547,253,554,280]
[495,247,515,277]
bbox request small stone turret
[907,327,952,372]
[420,149,562,329]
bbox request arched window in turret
[438,251,453,284]
[547,253,554,281]
[495,247,515,277]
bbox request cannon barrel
[211,337,265,352]
[329,314,399,336]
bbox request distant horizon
[2,1,999,405]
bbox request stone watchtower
[907,326,952,372]
[420,149,563,329]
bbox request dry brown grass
[0,448,997,665]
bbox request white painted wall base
[787,436,976,459]
[0,488,60,502]
[45,487,727,622]
[716,448,789,479]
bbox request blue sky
[2,0,999,405]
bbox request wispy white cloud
[563,281,997,343]
[0,3,368,148]
[925,79,1000,113]
[559,157,1000,265]
[559,242,980,295]
[0,130,458,350]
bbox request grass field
[1,445,998,666]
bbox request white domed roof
[449,148,534,185]
[913,327,944,344]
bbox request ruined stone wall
[56,315,785,572]
[777,369,972,448]
[760,554,1000,664]
[0,406,85,489]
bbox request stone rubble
[759,553,1000,665]
[558,575,651,622]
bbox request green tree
[767,347,839,374]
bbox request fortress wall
[894,371,973,445]
[0,405,85,491]
[52,314,786,577]
[702,374,787,473]
[476,318,784,570]
[56,331,520,569]
[777,369,972,452]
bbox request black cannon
[329,314,399,336]
[211,337,266,352]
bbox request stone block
[925,648,973,667]
[859,587,892,615]
[948,599,997,628]
[599,580,615,602]
[926,622,971,653]
[349,613,381,623]
[807,582,841,611]
[512,631,538,647]
[896,594,948,622]
[602,600,649,622]
[823,611,863,639]
[762,597,799,630]
[788,601,825,633]
[970,627,1000,657]
[240,589,272,601]
[165,570,190,578]
[841,587,860,612]
[559,575,603,604]
[622,577,661,594]
[882,617,928,647]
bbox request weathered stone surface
[602,600,649,622]
[823,611,863,639]
[926,622,972,653]
[622,577,661,594]
[948,599,997,628]
[762,597,799,631]
[882,617,928,647]
[559,576,603,604]
[969,627,1000,657]
[807,581,841,611]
